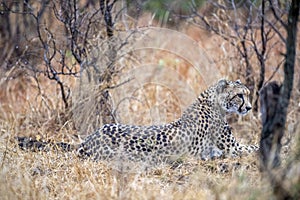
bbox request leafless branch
[264,58,285,86]
[268,0,287,29]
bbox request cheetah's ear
[217,79,229,93]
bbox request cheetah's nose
[246,106,252,111]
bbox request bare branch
[264,18,286,42]
[268,0,287,29]
[264,59,285,86]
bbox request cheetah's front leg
[235,143,259,154]
[222,126,259,157]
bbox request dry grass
[0,133,270,200]
[0,22,299,199]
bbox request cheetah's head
[216,79,252,115]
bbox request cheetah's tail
[17,137,76,152]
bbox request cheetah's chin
[238,110,250,116]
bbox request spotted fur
[76,79,259,162]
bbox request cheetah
[18,79,259,163]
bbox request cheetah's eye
[237,94,244,98]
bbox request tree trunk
[260,0,299,170]
[259,0,299,199]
